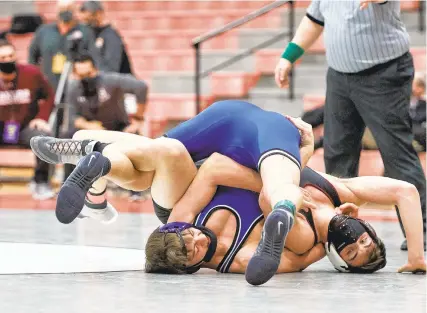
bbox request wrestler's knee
[155,138,188,164]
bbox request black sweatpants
[323,52,426,234]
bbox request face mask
[59,10,74,23]
[0,61,16,74]
[81,76,98,97]
[327,215,366,253]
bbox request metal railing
[192,0,294,113]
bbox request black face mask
[59,10,74,23]
[81,76,98,98]
[0,61,16,74]
[327,215,367,253]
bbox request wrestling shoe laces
[30,136,98,165]
[50,139,97,161]
[49,140,83,156]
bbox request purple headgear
[158,222,218,274]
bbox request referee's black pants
[323,52,426,237]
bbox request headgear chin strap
[158,222,218,274]
[325,242,350,273]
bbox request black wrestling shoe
[30,136,98,165]
[245,209,293,286]
[400,239,408,251]
[56,152,111,224]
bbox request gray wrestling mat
[0,209,424,313]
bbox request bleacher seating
[0,147,35,183]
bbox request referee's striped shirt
[307,0,410,73]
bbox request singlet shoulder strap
[299,209,318,244]
[195,205,263,274]
[195,205,242,273]
[300,167,342,207]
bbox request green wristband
[281,42,305,63]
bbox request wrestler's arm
[168,153,263,223]
[277,244,326,273]
[328,174,425,269]
[230,243,326,273]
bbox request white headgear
[325,242,350,273]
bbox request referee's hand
[275,58,292,89]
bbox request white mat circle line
[0,242,145,274]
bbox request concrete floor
[0,209,425,313]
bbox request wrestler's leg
[245,156,303,285]
[53,135,196,224]
[259,155,303,211]
[93,137,196,224]
[73,130,197,204]
[32,130,192,194]
[30,130,153,166]
[101,137,197,209]
[73,129,150,145]
[31,130,197,223]
[245,112,303,286]
[72,130,155,205]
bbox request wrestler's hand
[285,115,314,168]
[123,120,144,135]
[258,188,271,217]
[335,203,359,218]
[29,118,51,133]
[398,258,426,274]
[85,121,105,130]
[300,188,317,211]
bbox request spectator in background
[411,73,426,152]
[0,40,55,200]
[28,0,97,90]
[79,0,133,74]
[66,54,146,134]
[65,54,147,201]
[78,0,139,200]
[275,0,426,251]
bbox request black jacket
[93,24,133,75]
